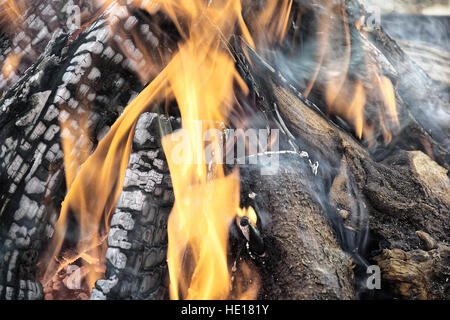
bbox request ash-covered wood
[0,0,97,95]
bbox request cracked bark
[0,4,175,299]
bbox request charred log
[0,11,163,299]
[233,37,450,298]
[238,156,355,299]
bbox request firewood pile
[0,0,448,300]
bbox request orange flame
[305,1,399,144]
[159,0,257,300]
[254,0,293,44]
[41,109,110,292]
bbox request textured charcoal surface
[0,2,177,300]
[0,0,96,96]
[91,113,179,300]
[0,9,158,299]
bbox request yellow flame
[41,70,168,290]
[159,0,257,300]
[237,206,258,226]
[253,0,293,44]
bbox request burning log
[0,19,135,299]
[0,3,176,299]
[346,0,450,153]
[0,0,448,301]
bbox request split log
[374,244,450,299]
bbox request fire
[40,0,258,299]
[253,0,293,44]
[159,0,257,300]
[41,109,109,293]
[37,0,403,300]
[237,206,258,226]
[304,1,399,144]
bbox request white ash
[95,275,119,295]
[44,124,59,141]
[124,16,138,31]
[43,104,59,122]
[24,143,47,183]
[15,91,51,127]
[88,67,101,81]
[90,288,106,300]
[116,190,146,212]
[110,211,135,231]
[102,46,116,60]
[13,163,29,185]
[58,109,71,123]
[24,177,46,195]
[113,53,124,65]
[20,141,32,152]
[7,155,23,178]
[14,195,43,221]
[108,227,132,250]
[30,122,47,141]
[8,223,30,248]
